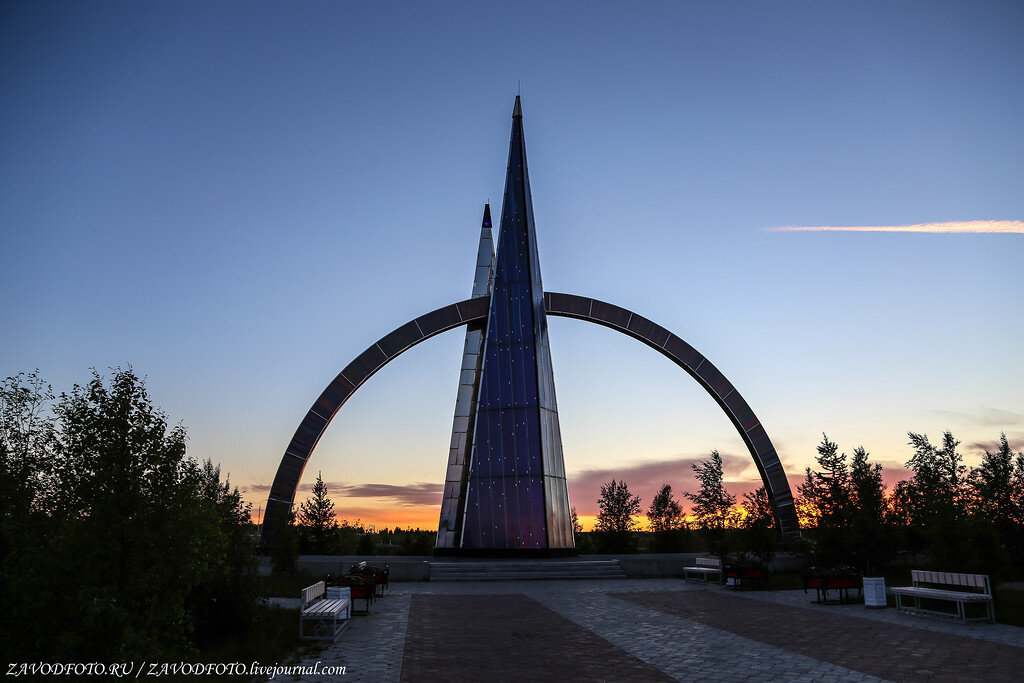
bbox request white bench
[890,570,995,624]
[300,581,351,641]
[683,556,722,583]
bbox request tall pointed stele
[436,97,575,556]
[436,203,494,549]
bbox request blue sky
[2,1,1021,527]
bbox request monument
[261,98,800,553]
[436,97,573,554]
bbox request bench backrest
[911,570,991,596]
[301,580,326,608]
[697,557,721,569]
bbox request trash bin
[326,586,351,602]
[863,577,886,608]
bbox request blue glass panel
[511,343,537,406]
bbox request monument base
[433,547,578,558]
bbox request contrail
[765,220,1023,234]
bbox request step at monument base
[428,559,626,582]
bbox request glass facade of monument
[460,102,573,550]
[461,220,550,547]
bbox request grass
[993,586,1024,627]
[259,571,319,598]
[766,571,806,591]
[762,569,1024,627]
[162,604,326,682]
[198,605,303,664]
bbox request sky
[2,1,1022,532]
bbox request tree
[848,446,890,574]
[0,371,54,562]
[903,430,993,571]
[969,434,1024,573]
[797,434,851,530]
[905,430,968,521]
[969,433,1023,526]
[740,486,777,566]
[796,434,854,568]
[185,459,260,648]
[297,471,338,553]
[570,506,583,535]
[0,368,260,662]
[595,479,641,552]
[685,450,738,560]
[49,367,197,659]
[647,484,689,552]
[648,484,684,533]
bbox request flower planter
[725,567,767,590]
[803,573,861,604]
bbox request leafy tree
[900,430,1006,572]
[904,431,968,521]
[970,433,1023,526]
[648,484,689,553]
[268,507,299,574]
[0,368,259,662]
[297,471,338,553]
[595,479,641,552]
[740,486,777,566]
[0,371,54,562]
[49,367,198,658]
[648,484,684,532]
[686,450,738,560]
[356,532,377,556]
[969,434,1024,573]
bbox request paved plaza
[279,579,1024,682]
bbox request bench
[683,556,721,583]
[890,570,995,623]
[300,580,350,641]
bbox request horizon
[3,2,1021,538]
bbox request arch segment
[261,293,799,543]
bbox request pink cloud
[244,481,443,506]
[567,453,754,517]
[764,220,1023,235]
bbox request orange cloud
[765,220,1023,234]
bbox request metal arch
[542,292,799,540]
[261,293,799,543]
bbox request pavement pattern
[274,579,1024,682]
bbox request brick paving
[272,579,1024,682]
[400,593,673,682]
[280,593,411,683]
[621,590,1023,681]
[533,590,878,682]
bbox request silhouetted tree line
[584,431,1024,579]
[0,369,260,662]
[584,451,776,559]
[269,477,436,574]
[799,431,1024,578]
